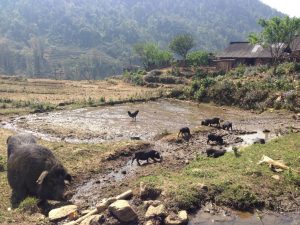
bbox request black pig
[7,141,71,207]
[178,127,191,138]
[207,134,224,145]
[201,118,221,127]
[131,150,162,166]
[222,121,233,131]
[206,148,226,158]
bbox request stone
[80,214,104,225]
[272,175,280,180]
[143,200,162,209]
[145,221,155,225]
[108,200,137,222]
[178,211,188,223]
[164,211,188,225]
[145,204,166,219]
[48,205,78,221]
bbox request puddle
[225,130,277,152]
[189,210,300,225]
[71,159,139,205]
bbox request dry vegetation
[0,75,166,117]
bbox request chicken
[128,110,139,121]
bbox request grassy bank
[123,62,300,112]
[140,133,300,212]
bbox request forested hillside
[0,0,283,78]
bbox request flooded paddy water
[1,99,300,224]
[1,99,297,143]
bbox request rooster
[128,110,139,121]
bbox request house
[215,37,300,72]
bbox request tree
[169,34,195,60]
[249,16,300,65]
[133,43,172,70]
[186,51,212,66]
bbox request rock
[108,200,137,222]
[143,200,162,208]
[80,214,104,225]
[272,175,280,180]
[145,220,155,225]
[164,211,188,225]
[178,211,188,223]
[185,160,189,164]
[81,209,93,216]
[145,204,166,219]
[97,197,117,212]
[48,205,78,221]
[32,213,46,221]
[275,96,282,103]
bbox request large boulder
[48,205,78,221]
[145,204,166,219]
[108,200,137,222]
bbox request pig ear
[6,136,11,144]
[36,171,49,185]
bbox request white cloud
[260,0,300,17]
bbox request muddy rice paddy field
[0,76,300,225]
[1,97,300,225]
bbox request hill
[0,0,283,78]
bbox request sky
[260,0,300,17]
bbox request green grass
[18,197,39,213]
[139,133,300,211]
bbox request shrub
[215,184,261,210]
[209,80,236,105]
[122,71,145,85]
[186,51,210,67]
[240,89,269,109]
[276,62,296,76]
[226,64,246,77]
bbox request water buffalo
[131,150,162,166]
[201,117,221,127]
[7,135,71,207]
[207,134,224,145]
[206,148,226,158]
[7,133,37,158]
[178,127,191,138]
[222,121,233,131]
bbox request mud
[189,209,300,225]
[2,99,298,144]
[1,99,300,224]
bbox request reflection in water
[189,210,300,225]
